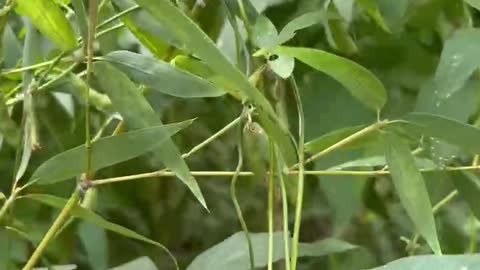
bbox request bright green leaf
[366,254,480,270]
[93,62,208,209]
[404,113,480,154]
[431,29,480,101]
[100,51,224,98]
[383,132,441,254]
[272,46,386,111]
[268,54,294,79]
[22,194,178,270]
[465,0,480,11]
[187,231,356,270]
[29,121,193,185]
[15,0,77,50]
[276,10,331,45]
[332,0,354,23]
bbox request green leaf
[133,0,297,170]
[71,0,89,44]
[305,125,379,154]
[276,10,330,45]
[187,231,356,270]
[465,0,480,11]
[452,171,480,221]
[324,4,358,55]
[358,0,390,32]
[0,94,19,146]
[22,194,178,270]
[33,265,77,270]
[110,257,157,270]
[100,51,224,98]
[383,132,441,254]
[29,121,193,185]
[366,254,480,270]
[268,54,295,79]
[112,0,177,58]
[332,0,354,23]
[272,46,387,111]
[253,15,278,49]
[93,61,208,209]
[15,0,77,50]
[404,113,480,154]
[78,222,108,270]
[431,29,480,101]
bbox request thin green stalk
[289,76,305,270]
[85,0,99,179]
[181,116,242,159]
[408,190,458,255]
[236,0,252,39]
[95,23,124,39]
[22,190,81,270]
[230,123,255,270]
[96,5,140,29]
[267,141,275,270]
[276,148,291,270]
[291,120,388,170]
[470,215,477,253]
[0,60,61,76]
[91,164,480,186]
[0,189,18,224]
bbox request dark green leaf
[452,171,480,221]
[110,257,157,270]
[357,0,391,32]
[324,3,358,55]
[0,94,19,146]
[276,10,330,45]
[78,222,108,270]
[384,132,441,254]
[367,254,480,270]
[465,0,480,11]
[272,46,387,111]
[15,0,77,50]
[101,50,224,98]
[133,0,297,170]
[22,194,178,270]
[29,121,193,185]
[71,0,89,44]
[187,232,356,270]
[404,113,480,154]
[93,62,208,209]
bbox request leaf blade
[383,132,441,254]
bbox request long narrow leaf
[93,62,208,209]
[28,121,193,185]
[384,132,441,254]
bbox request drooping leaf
[465,0,480,11]
[324,2,358,55]
[452,171,480,221]
[383,132,441,254]
[272,46,387,111]
[268,54,295,79]
[110,257,157,270]
[71,0,89,44]
[22,194,178,270]
[404,113,480,154]
[276,10,330,45]
[2,24,22,69]
[133,0,297,171]
[15,0,77,50]
[78,222,108,270]
[366,254,480,270]
[0,94,19,146]
[28,121,193,185]
[112,0,178,58]
[430,29,480,101]
[93,62,208,209]
[100,51,224,98]
[187,231,356,270]
[332,0,354,23]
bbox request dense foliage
[2,0,480,269]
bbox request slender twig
[275,148,291,270]
[92,165,480,186]
[0,60,65,77]
[291,120,388,170]
[96,5,140,29]
[230,119,255,270]
[95,23,124,39]
[267,141,275,270]
[289,76,304,270]
[22,190,81,270]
